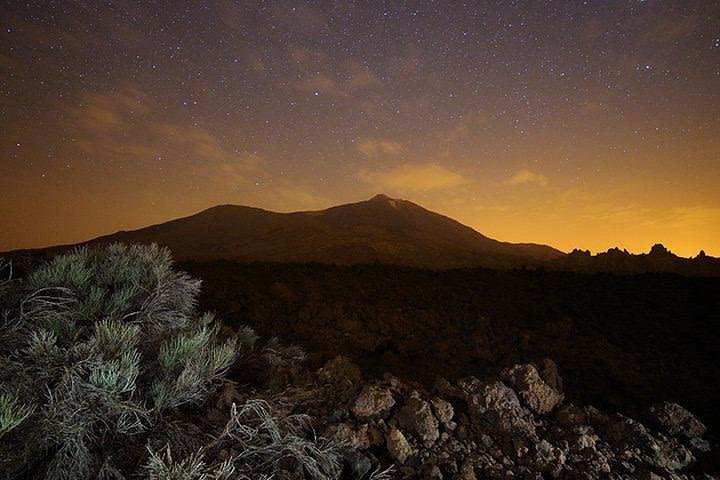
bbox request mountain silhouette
[6,194,718,274]
[12,194,562,269]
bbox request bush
[0,244,343,480]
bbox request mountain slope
[15,194,563,269]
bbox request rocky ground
[187,261,720,437]
[240,356,718,479]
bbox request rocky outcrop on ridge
[304,357,717,479]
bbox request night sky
[2,1,719,256]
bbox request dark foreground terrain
[183,261,720,435]
[4,247,718,478]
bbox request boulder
[601,414,694,471]
[423,464,443,479]
[458,460,477,480]
[467,381,537,438]
[539,358,563,391]
[688,436,711,453]
[647,401,706,439]
[326,422,381,450]
[386,427,412,464]
[431,397,455,427]
[313,360,712,478]
[563,425,598,451]
[317,356,362,387]
[352,385,395,419]
[502,364,564,414]
[396,393,440,446]
[555,403,587,426]
[584,405,610,430]
[534,439,566,477]
[342,450,372,479]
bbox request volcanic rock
[648,401,707,439]
[386,427,412,464]
[352,385,396,419]
[342,450,373,479]
[539,358,563,391]
[601,414,694,471]
[311,359,714,479]
[396,393,440,446]
[502,363,564,414]
[466,381,537,438]
[555,403,587,426]
[317,356,362,387]
[431,397,455,428]
[534,439,566,477]
[326,422,381,449]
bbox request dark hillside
[183,261,720,433]
[4,195,563,269]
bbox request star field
[1,1,719,255]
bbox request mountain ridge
[3,194,562,269]
[4,194,719,275]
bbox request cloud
[62,85,338,215]
[439,111,490,144]
[65,86,265,190]
[215,152,263,186]
[73,92,225,159]
[359,163,468,192]
[665,206,720,230]
[253,185,331,212]
[75,88,149,132]
[505,169,548,186]
[295,64,380,99]
[290,51,381,101]
[356,137,405,156]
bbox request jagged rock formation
[555,244,720,276]
[301,357,717,479]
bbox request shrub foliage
[0,244,342,480]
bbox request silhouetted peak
[369,193,395,202]
[200,204,244,213]
[697,250,707,259]
[193,204,269,218]
[649,243,671,256]
[365,194,409,210]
